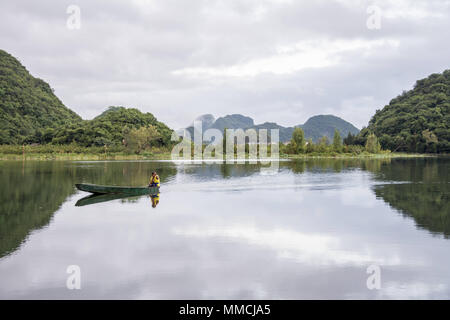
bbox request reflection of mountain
[0,162,77,258]
[371,158,450,238]
[0,161,177,257]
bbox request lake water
[0,158,448,299]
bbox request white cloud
[332,95,380,129]
[172,39,400,78]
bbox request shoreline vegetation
[0,144,438,161]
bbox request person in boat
[149,171,160,188]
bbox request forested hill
[0,49,173,148]
[364,70,449,153]
[0,49,81,144]
[52,106,174,147]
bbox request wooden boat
[75,183,159,195]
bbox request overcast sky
[1,0,449,129]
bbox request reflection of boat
[75,183,161,207]
[75,193,141,207]
[75,183,159,195]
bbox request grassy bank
[0,145,172,160]
[0,144,436,161]
[0,152,173,161]
[0,153,436,161]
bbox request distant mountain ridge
[184,114,360,143]
[299,115,361,143]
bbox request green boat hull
[75,183,159,195]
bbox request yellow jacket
[150,175,160,187]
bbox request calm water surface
[0,158,448,299]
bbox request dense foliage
[0,50,81,144]
[362,70,450,153]
[51,106,173,148]
[283,128,383,155]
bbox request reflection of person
[149,171,160,187]
[149,172,160,208]
[150,193,160,208]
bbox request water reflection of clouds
[172,225,401,267]
[379,282,447,299]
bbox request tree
[344,132,356,145]
[332,129,342,152]
[223,128,228,155]
[291,127,305,153]
[422,129,438,153]
[318,136,329,153]
[305,138,314,153]
[123,125,161,154]
[285,141,298,154]
[365,133,381,153]
[422,129,438,144]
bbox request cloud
[173,39,400,78]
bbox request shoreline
[0,152,440,161]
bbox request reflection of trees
[283,158,392,174]
[187,162,262,179]
[369,158,450,238]
[0,161,77,258]
[76,161,177,186]
[376,183,449,237]
[284,158,449,238]
[0,161,177,258]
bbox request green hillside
[0,49,81,144]
[52,106,173,147]
[0,49,173,149]
[364,70,450,153]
